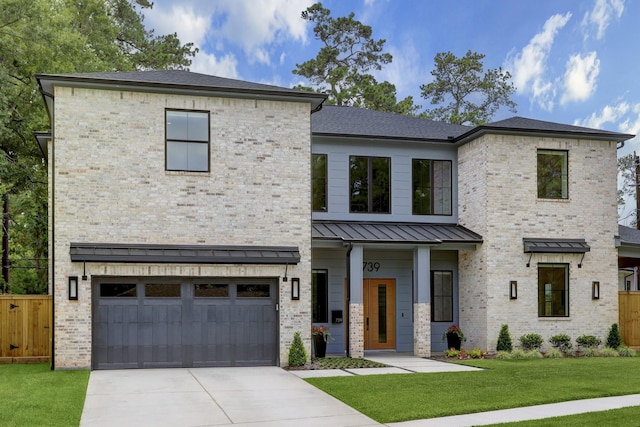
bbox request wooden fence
[0,295,51,363]
[619,291,640,348]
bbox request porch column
[413,246,431,357]
[348,244,364,358]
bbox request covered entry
[92,277,278,369]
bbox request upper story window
[166,110,210,172]
[349,156,390,213]
[538,263,569,317]
[312,154,327,212]
[412,159,452,215]
[537,150,567,199]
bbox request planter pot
[313,335,327,358]
[446,333,462,350]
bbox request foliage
[581,348,599,357]
[496,351,512,360]
[545,348,564,358]
[617,346,636,357]
[444,348,460,358]
[420,50,516,125]
[519,333,543,351]
[288,331,307,366]
[606,323,623,349]
[525,350,544,359]
[496,324,513,352]
[600,347,620,357]
[443,324,465,341]
[467,348,487,359]
[312,357,386,369]
[617,153,637,226]
[575,335,602,349]
[510,349,527,359]
[549,334,573,354]
[293,2,419,115]
[0,364,89,426]
[0,0,197,293]
[312,325,334,342]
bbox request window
[312,154,327,211]
[312,269,328,323]
[538,264,569,317]
[349,156,390,213]
[145,283,181,297]
[166,110,209,172]
[537,150,568,199]
[431,271,453,322]
[100,283,136,297]
[412,159,452,215]
[237,284,270,298]
[194,284,229,298]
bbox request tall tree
[618,153,639,227]
[0,0,198,293]
[420,50,516,125]
[293,2,419,115]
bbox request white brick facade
[458,134,619,351]
[51,86,313,368]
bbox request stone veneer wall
[413,302,430,356]
[349,303,364,358]
[51,86,312,368]
[458,133,619,351]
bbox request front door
[363,279,396,349]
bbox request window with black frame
[166,110,210,172]
[412,159,452,215]
[537,150,568,199]
[349,156,390,213]
[538,264,569,317]
[312,269,328,323]
[312,154,327,211]
[431,271,453,322]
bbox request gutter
[344,243,352,357]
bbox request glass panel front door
[363,279,396,349]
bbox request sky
[143,0,640,220]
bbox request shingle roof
[312,105,471,141]
[619,225,640,246]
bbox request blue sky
[144,0,640,217]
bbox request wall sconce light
[69,276,78,300]
[592,281,600,300]
[291,278,300,300]
[510,281,517,299]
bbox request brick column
[349,303,364,358]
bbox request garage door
[92,277,278,369]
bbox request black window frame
[312,269,329,323]
[412,159,453,216]
[537,149,568,199]
[312,153,328,212]
[538,263,569,317]
[349,155,391,213]
[431,270,453,322]
[165,109,210,172]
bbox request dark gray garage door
[92,277,278,369]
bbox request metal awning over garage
[70,243,300,264]
[523,238,590,254]
[312,221,482,245]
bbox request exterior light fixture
[592,281,600,300]
[69,276,78,300]
[291,278,300,300]
[510,281,517,299]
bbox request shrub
[496,324,513,352]
[519,333,543,351]
[287,331,307,367]
[444,348,460,358]
[468,348,487,359]
[545,348,564,358]
[510,349,527,359]
[618,346,636,357]
[526,350,543,359]
[457,349,468,359]
[581,348,599,357]
[576,335,601,349]
[600,347,619,357]
[606,323,623,349]
[549,334,573,354]
[496,351,512,360]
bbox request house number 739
[363,262,381,272]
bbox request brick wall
[458,133,619,351]
[51,86,312,368]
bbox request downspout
[344,242,352,357]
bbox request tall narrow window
[312,154,327,211]
[431,271,453,322]
[349,156,390,213]
[412,159,452,215]
[537,150,568,199]
[312,269,328,323]
[166,110,210,172]
[538,264,569,317]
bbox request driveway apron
[80,366,381,427]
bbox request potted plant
[443,324,464,350]
[311,325,333,358]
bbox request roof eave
[455,126,634,145]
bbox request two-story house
[36,70,632,369]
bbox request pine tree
[496,324,513,352]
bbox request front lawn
[306,357,640,423]
[489,406,640,426]
[0,364,89,427]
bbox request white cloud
[379,40,429,104]
[190,51,239,78]
[582,0,625,40]
[561,52,600,104]
[505,12,572,111]
[574,101,630,128]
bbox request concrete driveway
[80,366,381,427]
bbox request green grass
[488,405,640,426]
[0,364,89,427]
[312,357,386,369]
[306,358,640,423]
